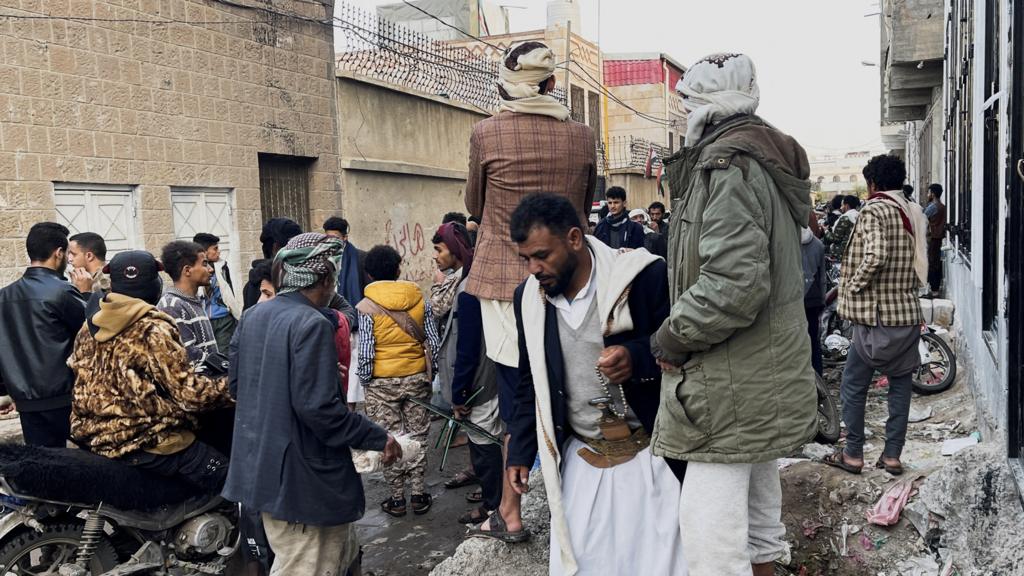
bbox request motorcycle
[0,444,240,575]
[819,286,957,394]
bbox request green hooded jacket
[650,114,818,464]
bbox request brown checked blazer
[464,111,597,302]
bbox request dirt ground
[357,417,480,576]
[776,365,976,576]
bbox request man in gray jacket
[650,54,818,576]
[225,233,401,576]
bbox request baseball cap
[103,251,164,305]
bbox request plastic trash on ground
[352,434,422,473]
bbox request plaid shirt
[838,198,923,326]
[464,112,597,301]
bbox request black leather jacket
[0,267,88,411]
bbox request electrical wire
[399,0,502,50]
[559,62,675,126]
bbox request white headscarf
[676,53,760,146]
[497,41,571,121]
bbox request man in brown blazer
[464,40,596,543]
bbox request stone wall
[0,0,340,282]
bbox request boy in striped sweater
[158,240,219,368]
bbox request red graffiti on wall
[384,219,426,258]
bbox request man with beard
[0,222,89,446]
[502,194,686,574]
[464,40,596,540]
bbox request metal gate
[258,154,313,231]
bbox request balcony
[880,0,944,122]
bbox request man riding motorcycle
[67,250,233,492]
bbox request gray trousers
[840,342,914,459]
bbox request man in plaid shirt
[827,155,924,477]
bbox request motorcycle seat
[0,443,214,510]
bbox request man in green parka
[649,53,818,576]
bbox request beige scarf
[497,42,570,121]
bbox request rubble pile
[429,471,550,576]
[918,443,1024,575]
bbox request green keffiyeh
[274,232,344,295]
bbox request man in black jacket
[498,194,685,574]
[593,186,645,250]
[0,222,89,447]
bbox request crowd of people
[0,44,945,576]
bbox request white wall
[942,0,1012,439]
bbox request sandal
[467,510,530,543]
[457,506,491,525]
[381,497,407,517]
[875,457,904,476]
[444,469,479,489]
[821,450,863,475]
[465,488,483,503]
[410,493,432,515]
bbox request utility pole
[564,19,572,102]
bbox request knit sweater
[157,287,219,368]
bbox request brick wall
[0,0,341,284]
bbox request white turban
[497,41,570,121]
[676,53,760,146]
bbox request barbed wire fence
[334,2,663,175]
[334,2,501,113]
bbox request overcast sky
[340,0,883,156]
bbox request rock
[908,406,933,423]
[918,443,1024,575]
[802,442,833,460]
[429,470,551,576]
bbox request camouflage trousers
[364,373,431,499]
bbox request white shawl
[675,53,760,146]
[520,237,661,575]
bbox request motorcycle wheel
[912,332,958,395]
[0,522,118,575]
[814,373,841,444]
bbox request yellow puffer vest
[364,281,427,378]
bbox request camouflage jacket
[69,303,232,458]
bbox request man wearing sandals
[430,223,505,526]
[502,194,686,574]
[649,54,818,576]
[831,155,928,478]
[464,39,597,540]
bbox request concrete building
[879,0,944,200]
[0,0,341,285]
[603,53,686,152]
[375,0,510,41]
[808,150,876,200]
[334,72,485,284]
[881,0,1024,496]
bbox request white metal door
[53,184,138,255]
[170,188,238,273]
